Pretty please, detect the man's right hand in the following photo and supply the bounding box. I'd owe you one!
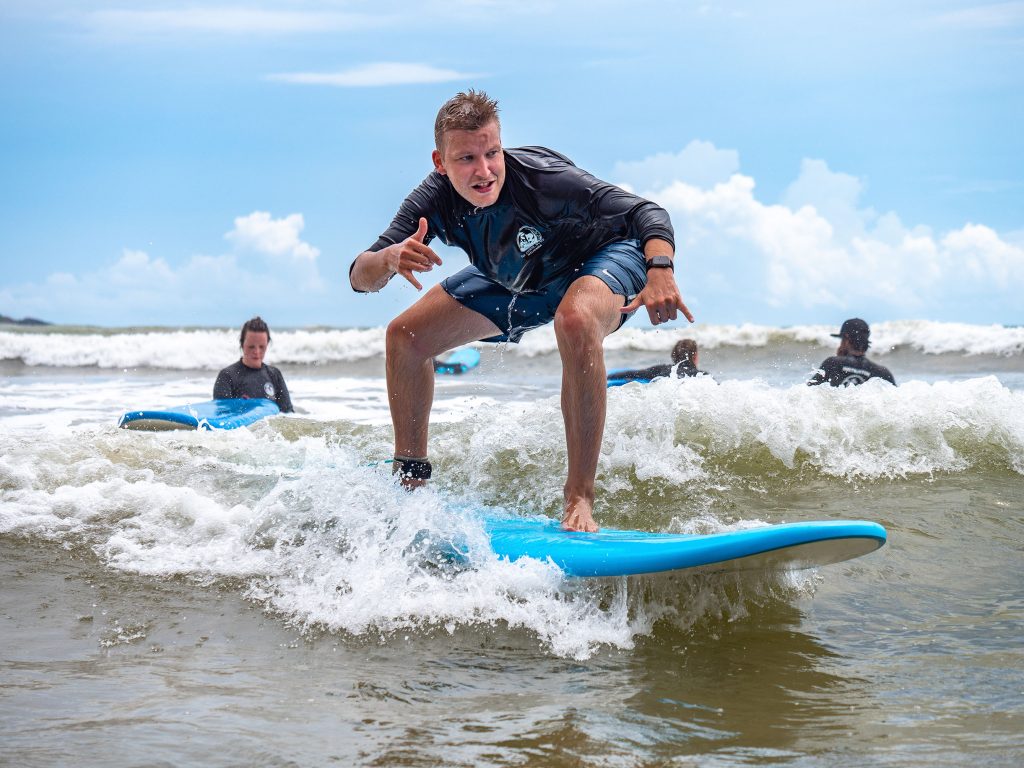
[388,217,443,291]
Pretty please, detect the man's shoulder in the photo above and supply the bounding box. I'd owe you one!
[864,356,895,379]
[506,146,576,169]
[390,171,462,224]
[409,169,453,199]
[844,354,890,373]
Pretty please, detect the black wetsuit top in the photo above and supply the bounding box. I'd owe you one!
[213,360,294,412]
[807,355,896,387]
[609,362,705,382]
[361,146,675,294]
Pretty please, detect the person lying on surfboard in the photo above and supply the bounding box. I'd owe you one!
[608,338,706,383]
[213,316,294,413]
[348,90,693,532]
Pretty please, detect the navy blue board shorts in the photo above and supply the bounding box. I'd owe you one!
[440,239,648,343]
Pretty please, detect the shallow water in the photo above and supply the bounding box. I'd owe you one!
[2,322,1023,766]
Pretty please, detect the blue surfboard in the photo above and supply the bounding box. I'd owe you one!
[434,347,481,375]
[118,398,280,431]
[478,516,886,577]
[607,371,651,388]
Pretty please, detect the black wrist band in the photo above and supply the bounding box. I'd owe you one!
[645,255,674,272]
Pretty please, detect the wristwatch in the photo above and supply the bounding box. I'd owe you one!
[645,255,674,272]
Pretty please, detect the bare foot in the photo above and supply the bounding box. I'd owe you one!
[562,498,599,532]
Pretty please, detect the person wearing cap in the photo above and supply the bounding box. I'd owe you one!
[808,318,895,387]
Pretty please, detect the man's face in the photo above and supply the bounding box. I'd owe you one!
[432,120,505,208]
[241,331,268,369]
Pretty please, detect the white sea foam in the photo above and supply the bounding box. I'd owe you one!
[2,362,1022,659]
[427,374,1024,511]
[2,320,1021,369]
[0,426,806,659]
[549,320,1024,357]
[0,327,385,370]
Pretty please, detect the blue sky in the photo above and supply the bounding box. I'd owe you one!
[1,0,1022,329]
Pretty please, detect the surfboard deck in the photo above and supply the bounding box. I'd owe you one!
[118,398,280,431]
[478,516,886,577]
[434,347,481,375]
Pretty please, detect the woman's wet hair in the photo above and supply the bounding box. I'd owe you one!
[671,338,698,365]
[240,316,271,347]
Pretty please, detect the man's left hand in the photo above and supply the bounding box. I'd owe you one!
[621,268,694,325]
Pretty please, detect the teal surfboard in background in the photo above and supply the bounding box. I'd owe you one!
[434,347,481,375]
[475,516,887,577]
[118,398,280,431]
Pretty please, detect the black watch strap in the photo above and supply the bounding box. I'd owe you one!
[645,255,674,272]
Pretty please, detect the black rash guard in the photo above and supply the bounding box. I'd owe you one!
[609,362,705,382]
[213,360,294,412]
[807,355,896,387]
[358,146,675,294]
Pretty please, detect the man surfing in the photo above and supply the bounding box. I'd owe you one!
[349,90,693,532]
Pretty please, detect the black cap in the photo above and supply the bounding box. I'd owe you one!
[831,318,870,349]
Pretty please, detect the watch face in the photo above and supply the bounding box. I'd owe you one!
[646,256,673,269]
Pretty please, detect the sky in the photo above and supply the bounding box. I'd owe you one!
[1,0,1022,330]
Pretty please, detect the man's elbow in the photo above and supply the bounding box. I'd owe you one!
[348,254,374,293]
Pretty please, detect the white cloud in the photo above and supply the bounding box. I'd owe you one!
[612,140,739,192]
[79,6,384,36]
[5,158,1021,327]
[781,158,875,241]
[108,249,176,285]
[0,213,330,326]
[632,146,1024,320]
[269,62,482,87]
[943,223,1024,285]
[225,211,319,260]
[3,249,227,324]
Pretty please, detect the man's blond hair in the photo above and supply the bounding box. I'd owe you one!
[434,90,500,151]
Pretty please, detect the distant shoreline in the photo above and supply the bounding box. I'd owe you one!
[0,314,51,326]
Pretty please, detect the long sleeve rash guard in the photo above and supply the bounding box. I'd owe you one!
[360,146,675,294]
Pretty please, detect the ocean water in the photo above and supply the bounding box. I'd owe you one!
[1,320,1023,767]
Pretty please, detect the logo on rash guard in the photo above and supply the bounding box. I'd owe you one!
[840,366,869,386]
[516,226,544,256]
[264,382,276,398]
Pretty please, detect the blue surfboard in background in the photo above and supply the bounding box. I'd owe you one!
[476,516,887,577]
[606,370,651,388]
[434,347,481,375]
[118,398,280,431]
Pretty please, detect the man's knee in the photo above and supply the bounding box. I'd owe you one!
[386,314,429,359]
[554,302,605,348]
[555,286,619,345]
